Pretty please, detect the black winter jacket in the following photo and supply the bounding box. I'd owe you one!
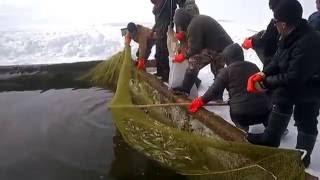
[185,15,233,58]
[263,20,320,104]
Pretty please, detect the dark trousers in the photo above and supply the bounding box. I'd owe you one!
[230,111,269,127]
[274,102,319,136]
[155,36,169,81]
[294,103,320,136]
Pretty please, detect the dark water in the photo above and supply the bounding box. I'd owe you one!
[0,88,185,180]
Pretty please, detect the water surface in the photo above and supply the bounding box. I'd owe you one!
[0,88,184,180]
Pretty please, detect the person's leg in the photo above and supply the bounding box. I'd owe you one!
[155,39,163,77]
[157,36,170,81]
[230,113,249,132]
[209,52,225,100]
[209,52,225,77]
[172,54,211,94]
[294,103,319,168]
[247,103,293,147]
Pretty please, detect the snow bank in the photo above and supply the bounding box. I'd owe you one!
[0,24,123,65]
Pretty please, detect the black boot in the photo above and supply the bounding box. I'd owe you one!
[262,120,289,137]
[172,71,197,95]
[247,111,291,147]
[296,132,317,168]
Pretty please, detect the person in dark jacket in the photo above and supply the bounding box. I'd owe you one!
[246,0,320,168]
[172,9,233,95]
[126,22,155,70]
[308,0,320,31]
[151,0,177,81]
[188,44,271,131]
[242,0,294,67]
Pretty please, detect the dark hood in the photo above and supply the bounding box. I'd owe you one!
[222,43,244,66]
[173,8,193,31]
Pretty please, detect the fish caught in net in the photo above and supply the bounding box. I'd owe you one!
[83,46,306,180]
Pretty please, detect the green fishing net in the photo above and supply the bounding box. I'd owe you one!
[84,47,306,180]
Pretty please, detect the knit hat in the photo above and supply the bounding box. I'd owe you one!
[173,9,193,31]
[273,0,303,26]
[223,43,244,66]
[269,0,290,10]
[127,22,137,33]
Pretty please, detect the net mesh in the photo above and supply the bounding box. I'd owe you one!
[83,47,306,180]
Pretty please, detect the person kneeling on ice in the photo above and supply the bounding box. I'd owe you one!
[125,22,155,70]
[246,0,320,168]
[188,43,271,132]
[172,9,233,96]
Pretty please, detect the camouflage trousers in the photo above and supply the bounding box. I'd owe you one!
[187,49,225,77]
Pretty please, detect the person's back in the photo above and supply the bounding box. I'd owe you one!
[172,10,233,95]
[187,15,233,56]
[226,61,271,115]
[126,23,155,68]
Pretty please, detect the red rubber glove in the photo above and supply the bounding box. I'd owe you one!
[173,53,185,63]
[136,58,145,70]
[252,73,264,82]
[247,73,265,93]
[242,38,253,50]
[188,97,204,113]
[247,75,256,93]
[175,32,186,41]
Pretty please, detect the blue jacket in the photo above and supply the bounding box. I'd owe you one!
[308,11,320,31]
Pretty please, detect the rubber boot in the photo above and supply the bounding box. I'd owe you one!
[296,132,317,168]
[262,120,289,137]
[247,111,291,147]
[172,71,197,95]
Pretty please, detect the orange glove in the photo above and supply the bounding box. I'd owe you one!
[173,53,185,63]
[247,73,265,93]
[175,32,186,41]
[136,58,145,70]
[242,38,253,50]
[188,97,204,113]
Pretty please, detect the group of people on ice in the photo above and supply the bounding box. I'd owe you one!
[124,0,320,168]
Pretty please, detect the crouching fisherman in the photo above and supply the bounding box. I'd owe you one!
[188,43,271,132]
[125,22,155,70]
[246,0,320,168]
[172,9,233,96]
